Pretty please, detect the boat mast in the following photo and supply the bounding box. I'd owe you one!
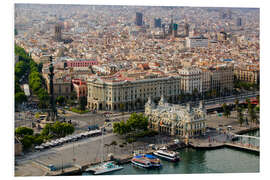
[101,128,104,164]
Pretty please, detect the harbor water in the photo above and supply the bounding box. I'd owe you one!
[82,130,259,175]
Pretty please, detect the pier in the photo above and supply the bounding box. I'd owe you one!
[224,143,259,153]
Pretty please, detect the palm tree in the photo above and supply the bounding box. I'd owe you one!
[256,95,260,105]
[248,102,256,125]
[222,103,231,118]
[235,99,239,111]
[237,106,244,127]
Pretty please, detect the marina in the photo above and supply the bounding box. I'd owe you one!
[27,128,260,176]
[82,147,259,175]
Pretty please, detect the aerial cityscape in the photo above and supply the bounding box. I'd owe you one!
[14,4,260,176]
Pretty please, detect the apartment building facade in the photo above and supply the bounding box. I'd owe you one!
[87,75,181,111]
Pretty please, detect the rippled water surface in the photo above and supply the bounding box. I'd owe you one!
[83,147,259,175]
[82,130,260,175]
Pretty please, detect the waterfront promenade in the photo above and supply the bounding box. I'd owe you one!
[15,111,259,176]
[188,112,259,153]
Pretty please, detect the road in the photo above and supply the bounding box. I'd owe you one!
[204,91,259,106]
[65,111,131,133]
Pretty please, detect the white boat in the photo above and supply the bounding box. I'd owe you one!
[131,155,152,168]
[88,128,123,175]
[153,149,180,162]
[141,154,162,168]
[92,161,123,175]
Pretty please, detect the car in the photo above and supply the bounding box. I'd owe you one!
[42,143,51,149]
[105,119,110,122]
[35,145,44,151]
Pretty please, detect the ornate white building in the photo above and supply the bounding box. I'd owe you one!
[145,96,207,138]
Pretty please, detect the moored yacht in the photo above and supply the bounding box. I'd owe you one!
[153,148,180,162]
[92,161,123,175]
[131,155,152,168]
[142,154,162,168]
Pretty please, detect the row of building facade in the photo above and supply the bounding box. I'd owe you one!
[86,65,235,111]
[87,75,181,111]
[41,63,258,111]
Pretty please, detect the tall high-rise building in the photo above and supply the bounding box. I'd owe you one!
[184,23,190,37]
[162,24,166,38]
[54,23,62,41]
[135,12,143,26]
[168,15,174,35]
[237,17,242,26]
[154,18,162,28]
[173,23,178,37]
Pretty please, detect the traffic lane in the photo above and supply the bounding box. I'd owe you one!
[68,113,131,131]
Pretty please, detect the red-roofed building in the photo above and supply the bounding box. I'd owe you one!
[72,79,87,100]
[138,63,150,70]
[67,60,98,68]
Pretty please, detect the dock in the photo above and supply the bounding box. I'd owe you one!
[224,143,259,154]
[188,141,259,154]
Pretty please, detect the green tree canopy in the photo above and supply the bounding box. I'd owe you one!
[113,113,148,136]
[113,120,131,135]
[127,113,148,131]
[79,96,87,111]
[56,96,66,106]
[15,92,27,105]
[41,121,74,138]
[32,133,44,145]
[37,62,43,73]
[15,127,34,138]
[31,81,43,94]
[15,60,29,78]
[21,135,34,150]
[41,124,52,136]
[29,71,41,82]
[15,44,31,63]
[15,82,22,93]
